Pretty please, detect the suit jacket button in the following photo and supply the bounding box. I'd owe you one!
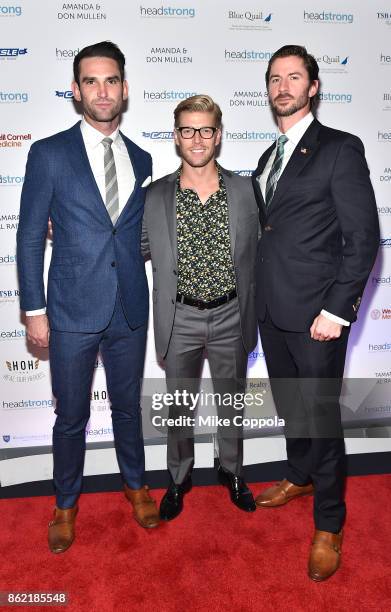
[111,261,116,267]
[173,270,177,275]
[112,229,117,235]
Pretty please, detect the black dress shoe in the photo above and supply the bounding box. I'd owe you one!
[160,477,192,521]
[218,466,256,512]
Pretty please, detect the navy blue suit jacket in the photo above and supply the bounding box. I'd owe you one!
[252,118,379,331]
[17,121,151,332]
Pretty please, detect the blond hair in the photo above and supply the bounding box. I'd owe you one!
[174,94,222,127]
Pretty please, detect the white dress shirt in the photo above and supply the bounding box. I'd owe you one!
[27,118,135,316]
[258,111,349,327]
[258,112,314,199]
[80,117,135,212]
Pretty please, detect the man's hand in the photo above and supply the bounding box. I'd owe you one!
[310,313,342,342]
[26,314,50,348]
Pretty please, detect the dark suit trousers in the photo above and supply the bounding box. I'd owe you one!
[164,298,248,484]
[50,292,147,508]
[259,311,349,533]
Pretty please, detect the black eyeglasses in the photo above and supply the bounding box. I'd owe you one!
[176,126,218,139]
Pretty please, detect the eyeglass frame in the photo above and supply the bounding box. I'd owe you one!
[175,126,219,139]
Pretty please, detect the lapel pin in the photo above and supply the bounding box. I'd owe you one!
[300,147,308,154]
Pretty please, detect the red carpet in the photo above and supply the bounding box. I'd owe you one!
[1,475,391,612]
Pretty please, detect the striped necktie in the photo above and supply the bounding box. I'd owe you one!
[265,134,288,208]
[102,137,119,224]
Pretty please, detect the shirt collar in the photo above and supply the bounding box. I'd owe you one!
[80,117,120,149]
[279,112,314,147]
[176,162,224,191]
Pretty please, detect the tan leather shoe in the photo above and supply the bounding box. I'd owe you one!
[48,505,78,554]
[124,484,159,529]
[255,479,314,507]
[308,529,343,581]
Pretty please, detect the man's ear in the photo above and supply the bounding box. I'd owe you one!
[71,80,81,102]
[309,79,319,99]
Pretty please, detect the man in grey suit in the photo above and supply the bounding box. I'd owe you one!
[142,95,259,520]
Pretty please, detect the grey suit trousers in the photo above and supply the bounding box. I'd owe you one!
[164,297,248,484]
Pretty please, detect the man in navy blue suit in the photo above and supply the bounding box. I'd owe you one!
[17,41,159,553]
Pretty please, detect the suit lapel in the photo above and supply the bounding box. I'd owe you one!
[163,171,178,265]
[268,119,321,212]
[221,167,239,258]
[65,125,151,227]
[121,132,146,192]
[115,132,149,225]
[64,122,109,219]
[252,143,275,224]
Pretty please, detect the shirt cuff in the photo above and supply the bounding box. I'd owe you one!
[321,309,350,327]
[26,308,46,316]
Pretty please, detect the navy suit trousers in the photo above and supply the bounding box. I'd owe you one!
[259,310,349,533]
[50,292,147,508]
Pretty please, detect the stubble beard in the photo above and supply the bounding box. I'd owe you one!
[180,147,216,168]
[270,92,311,118]
[83,99,122,124]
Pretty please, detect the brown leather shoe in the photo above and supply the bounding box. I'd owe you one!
[48,505,78,554]
[255,479,314,507]
[124,484,159,529]
[308,529,343,581]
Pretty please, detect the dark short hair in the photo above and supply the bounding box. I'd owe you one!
[265,45,319,85]
[73,41,125,85]
[174,95,222,127]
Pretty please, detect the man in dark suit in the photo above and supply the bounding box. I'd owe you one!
[17,41,159,553]
[142,95,259,520]
[252,45,379,581]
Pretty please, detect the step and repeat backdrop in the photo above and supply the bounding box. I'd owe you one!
[0,1,390,484]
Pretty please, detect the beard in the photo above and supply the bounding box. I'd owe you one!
[82,99,122,124]
[270,91,311,117]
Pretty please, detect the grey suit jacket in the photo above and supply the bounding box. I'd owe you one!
[142,166,259,360]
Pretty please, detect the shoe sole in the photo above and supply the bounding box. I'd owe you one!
[133,515,160,529]
[308,565,340,582]
[234,503,257,512]
[48,537,74,554]
[159,511,182,522]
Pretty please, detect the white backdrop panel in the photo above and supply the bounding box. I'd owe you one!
[0,1,390,480]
